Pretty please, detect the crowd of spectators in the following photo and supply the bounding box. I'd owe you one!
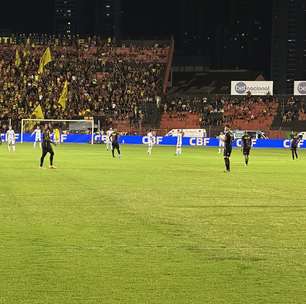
[161,95,282,128]
[0,35,169,130]
[281,96,306,123]
[1,35,306,132]
[224,96,277,124]
[162,96,225,126]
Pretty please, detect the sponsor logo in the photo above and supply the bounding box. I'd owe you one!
[235,82,247,94]
[232,81,273,95]
[94,135,108,142]
[142,136,163,145]
[236,139,257,147]
[0,133,20,141]
[283,140,290,148]
[284,139,304,148]
[297,82,306,95]
[61,134,67,142]
[189,138,210,146]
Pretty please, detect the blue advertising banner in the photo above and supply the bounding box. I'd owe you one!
[119,136,306,149]
[0,133,91,144]
[1,133,305,148]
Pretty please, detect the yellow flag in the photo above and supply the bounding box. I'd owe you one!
[38,47,52,74]
[23,48,30,58]
[58,81,68,110]
[31,104,44,119]
[15,49,21,67]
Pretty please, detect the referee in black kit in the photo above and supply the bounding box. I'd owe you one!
[241,131,252,166]
[40,124,56,169]
[223,126,233,172]
[290,132,301,160]
[110,130,121,158]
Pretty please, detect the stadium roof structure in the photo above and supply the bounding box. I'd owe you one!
[169,69,264,95]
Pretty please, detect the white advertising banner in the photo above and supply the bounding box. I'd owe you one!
[166,129,207,138]
[294,81,306,95]
[231,81,273,96]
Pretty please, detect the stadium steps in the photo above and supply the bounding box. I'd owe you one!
[112,120,131,132]
[226,100,278,131]
[270,103,285,130]
[278,120,306,132]
[265,130,287,139]
[160,113,200,130]
[231,119,274,130]
[141,102,162,129]
[299,111,306,120]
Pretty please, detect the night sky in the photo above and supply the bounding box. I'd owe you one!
[0,1,272,37]
[0,0,54,33]
[0,0,273,74]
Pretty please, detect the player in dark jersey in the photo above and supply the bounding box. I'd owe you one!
[223,126,233,172]
[290,132,300,160]
[241,131,252,166]
[110,130,121,158]
[40,124,56,168]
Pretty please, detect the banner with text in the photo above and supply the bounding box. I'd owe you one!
[2,133,305,149]
[231,81,273,96]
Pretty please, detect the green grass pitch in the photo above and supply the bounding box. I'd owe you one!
[0,143,306,304]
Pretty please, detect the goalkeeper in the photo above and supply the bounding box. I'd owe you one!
[53,128,61,144]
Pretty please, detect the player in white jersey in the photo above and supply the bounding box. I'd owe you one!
[31,126,42,148]
[176,130,184,156]
[106,128,113,151]
[147,130,154,155]
[218,132,225,154]
[6,126,16,152]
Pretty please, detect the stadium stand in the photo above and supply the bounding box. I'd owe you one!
[224,96,278,130]
[1,35,306,136]
[0,35,170,131]
[160,95,279,133]
[161,95,224,130]
[168,70,263,95]
[271,96,306,132]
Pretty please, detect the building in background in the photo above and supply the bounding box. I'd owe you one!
[173,0,271,75]
[54,0,81,34]
[214,0,271,73]
[271,0,306,94]
[93,0,122,38]
[54,0,122,37]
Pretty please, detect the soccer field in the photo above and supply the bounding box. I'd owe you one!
[1,143,306,304]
